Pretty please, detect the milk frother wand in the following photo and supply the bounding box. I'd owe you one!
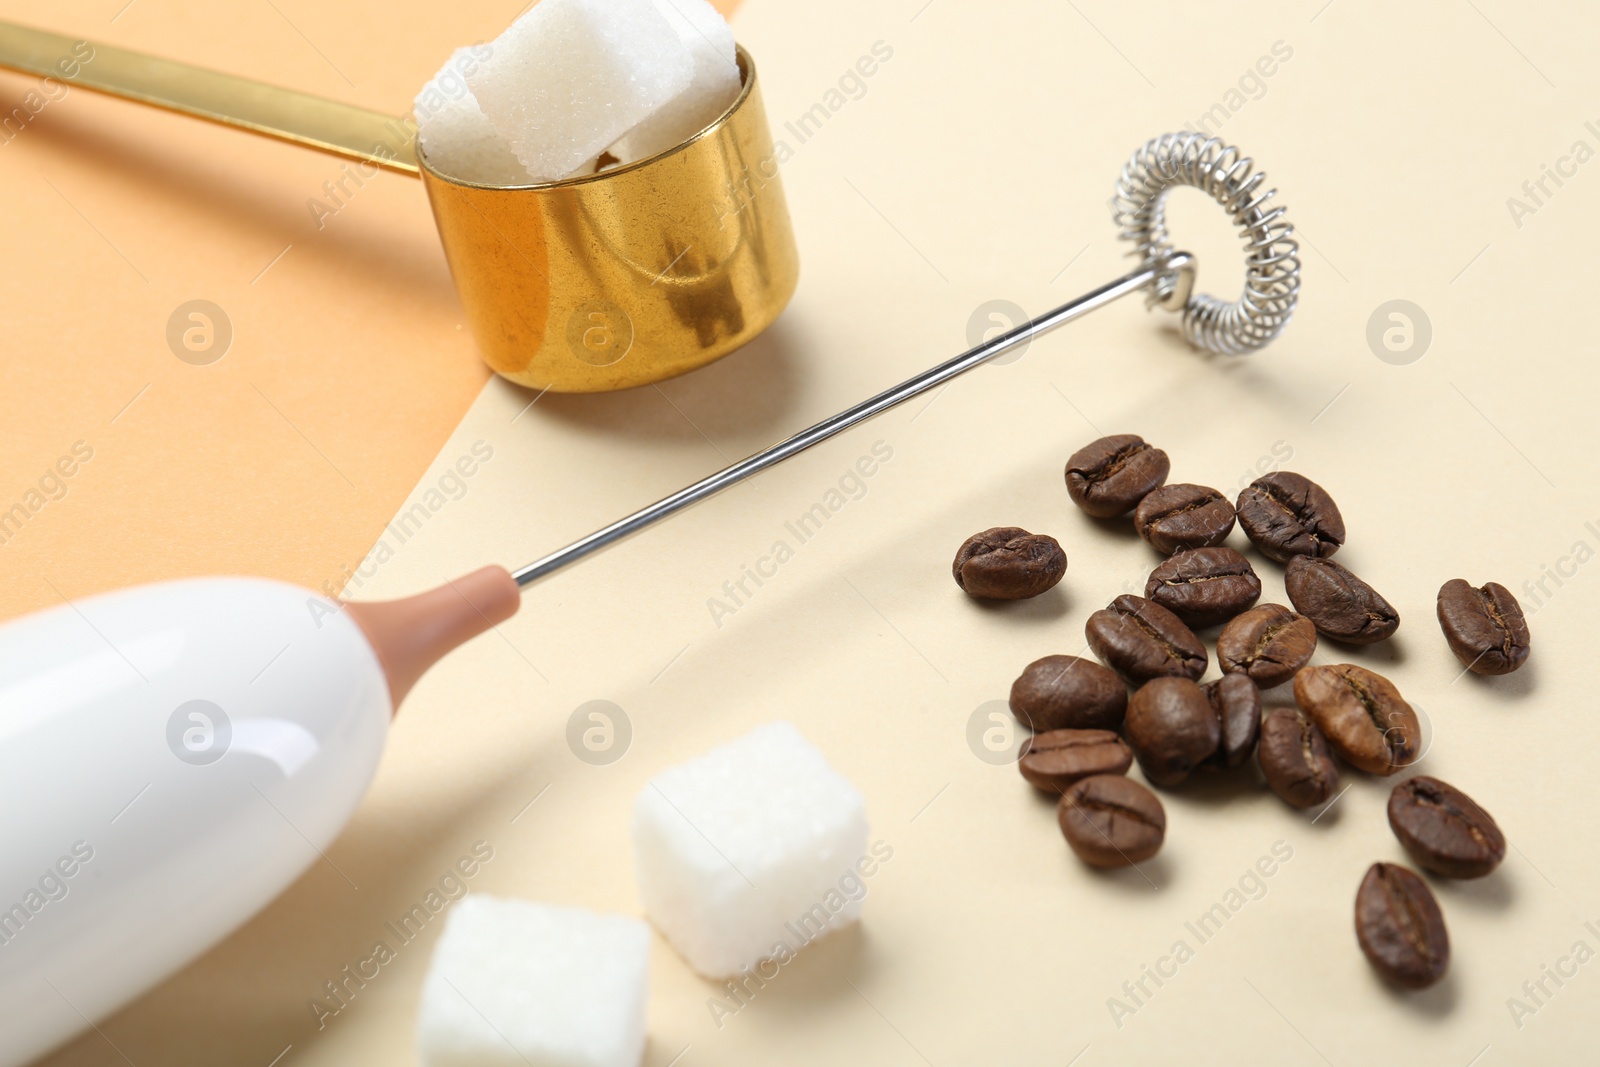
[0,133,1297,1066]
[513,133,1300,585]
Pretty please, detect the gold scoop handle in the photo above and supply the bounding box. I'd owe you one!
[0,20,419,175]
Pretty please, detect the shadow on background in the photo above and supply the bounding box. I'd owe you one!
[4,81,459,311]
[530,316,806,447]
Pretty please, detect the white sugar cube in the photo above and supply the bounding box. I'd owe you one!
[414,48,535,186]
[469,0,695,182]
[614,0,742,163]
[633,722,869,978]
[415,896,649,1067]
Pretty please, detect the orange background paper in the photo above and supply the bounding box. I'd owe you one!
[0,0,739,621]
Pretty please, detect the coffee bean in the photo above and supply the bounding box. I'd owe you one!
[1436,579,1531,676]
[1084,595,1207,686]
[1125,677,1219,787]
[1257,708,1340,808]
[1285,556,1400,645]
[1236,472,1345,562]
[1065,434,1170,519]
[1145,547,1262,627]
[1355,862,1450,989]
[1293,664,1420,775]
[1388,776,1506,879]
[1009,655,1127,732]
[1216,603,1318,687]
[1019,729,1132,794]
[1058,774,1165,867]
[1202,674,1261,769]
[1133,483,1236,553]
[953,527,1066,599]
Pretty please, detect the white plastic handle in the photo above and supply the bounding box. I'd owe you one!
[0,577,390,1065]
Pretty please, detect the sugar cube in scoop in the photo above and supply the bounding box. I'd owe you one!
[469,0,695,182]
[414,48,535,186]
[614,0,742,162]
[632,721,869,977]
[415,896,650,1067]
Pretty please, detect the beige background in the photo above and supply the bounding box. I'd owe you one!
[36,0,1600,1064]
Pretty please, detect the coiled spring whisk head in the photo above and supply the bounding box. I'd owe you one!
[1114,133,1301,354]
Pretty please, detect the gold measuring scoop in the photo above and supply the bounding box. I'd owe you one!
[0,21,799,393]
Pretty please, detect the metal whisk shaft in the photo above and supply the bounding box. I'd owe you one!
[513,134,1299,588]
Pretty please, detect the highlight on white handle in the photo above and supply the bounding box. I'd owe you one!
[0,577,391,1066]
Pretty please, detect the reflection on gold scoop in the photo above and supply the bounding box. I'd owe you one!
[0,22,799,393]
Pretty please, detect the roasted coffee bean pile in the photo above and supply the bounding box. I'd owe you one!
[961,433,1528,992]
